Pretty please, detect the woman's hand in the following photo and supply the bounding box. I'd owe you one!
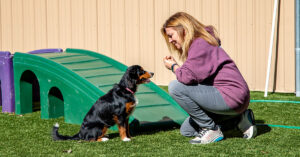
[163,56,178,70]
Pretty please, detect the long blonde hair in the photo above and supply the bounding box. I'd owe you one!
[161,12,220,61]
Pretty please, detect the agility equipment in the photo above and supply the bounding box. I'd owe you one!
[13,48,188,129]
[0,51,15,113]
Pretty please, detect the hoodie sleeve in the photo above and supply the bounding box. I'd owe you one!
[175,38,219,84]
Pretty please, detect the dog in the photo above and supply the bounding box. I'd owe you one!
[52,65,154,142]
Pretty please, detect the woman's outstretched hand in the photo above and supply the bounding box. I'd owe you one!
[163,56,177,70]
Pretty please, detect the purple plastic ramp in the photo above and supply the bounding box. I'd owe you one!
[28,48,63,54]
[0,51,15,112]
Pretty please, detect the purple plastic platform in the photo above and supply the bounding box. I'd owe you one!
[0,51,15,112]
[28,48,63,54]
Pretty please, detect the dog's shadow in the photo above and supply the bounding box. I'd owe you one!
[132,122,181,136]
[107,119,181,139]
[107,119,272,139]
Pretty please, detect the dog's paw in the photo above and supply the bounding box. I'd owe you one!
[54,123,59,128]
[97,137,109,142]
[122,137,131,142]
[101,137,109,142]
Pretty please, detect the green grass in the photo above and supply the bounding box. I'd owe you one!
[1,89,300,156]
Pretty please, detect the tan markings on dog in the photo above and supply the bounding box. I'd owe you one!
[113,115,119,124]
[139,72,152,80]
[113,115,127,140]
[96,126,108,142]
[119,126,127,140]
[126,102,135,115]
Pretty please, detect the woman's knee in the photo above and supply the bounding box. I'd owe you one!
[168,80,183,97]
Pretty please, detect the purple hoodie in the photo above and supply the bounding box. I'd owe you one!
[175,36,249,113]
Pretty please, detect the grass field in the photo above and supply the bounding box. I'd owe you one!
[1,89,300,156]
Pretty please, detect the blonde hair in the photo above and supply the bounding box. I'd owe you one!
[161,12,220,61]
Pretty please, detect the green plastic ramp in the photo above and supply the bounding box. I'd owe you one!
[13,48,188,129]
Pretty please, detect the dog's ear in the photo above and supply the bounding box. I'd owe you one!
[128,67,139,80]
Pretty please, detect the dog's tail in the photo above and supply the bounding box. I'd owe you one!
[52,123,80,141]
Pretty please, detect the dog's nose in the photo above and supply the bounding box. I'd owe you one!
[150,72,154,77]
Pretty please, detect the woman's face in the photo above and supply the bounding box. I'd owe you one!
[165,27,183,49]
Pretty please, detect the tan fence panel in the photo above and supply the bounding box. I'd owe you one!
[84,0,98,52]
[154,0,176,85]
[140,0,155,79]
[12,0,23,52]
[97,0,111,57]
[125,0,140,66]
[47,0,60,49]
[0,0,296,93]
[1,0,13,51]
[23,0,35,51]
[35,0,47,49]
[59,0,72,49]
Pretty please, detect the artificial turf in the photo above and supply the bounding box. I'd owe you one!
[1,90,300,156]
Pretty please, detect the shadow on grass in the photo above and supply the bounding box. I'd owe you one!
[107,119,271,140]
[255,120,272,136]
[132,122,181,137]
[223,119,271,139]
[105,120,181,139]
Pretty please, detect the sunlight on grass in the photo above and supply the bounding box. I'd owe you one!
[1,90,300,156]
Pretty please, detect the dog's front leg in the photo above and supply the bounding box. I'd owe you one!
[96,126,109,142]
[113,115,131,142]
[125,118,131,138]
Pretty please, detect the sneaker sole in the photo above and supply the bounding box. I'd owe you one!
[189,136,224,144]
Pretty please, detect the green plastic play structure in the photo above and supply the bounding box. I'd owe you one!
[13,48,188,130]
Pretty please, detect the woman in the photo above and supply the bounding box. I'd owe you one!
[161,12,257,144]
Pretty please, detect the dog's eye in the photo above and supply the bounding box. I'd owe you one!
[140,71,145,75]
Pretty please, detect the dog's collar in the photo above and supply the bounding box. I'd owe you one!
[125,88,135,94]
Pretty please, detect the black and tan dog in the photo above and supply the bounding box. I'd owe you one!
[52,65,154,142]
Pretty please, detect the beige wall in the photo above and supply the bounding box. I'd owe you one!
[0,0,295,93]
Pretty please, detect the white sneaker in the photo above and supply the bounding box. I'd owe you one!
[238,109,257,139]
[189,126,224,144]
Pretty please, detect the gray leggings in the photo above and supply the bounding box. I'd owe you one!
[168,80,238,137]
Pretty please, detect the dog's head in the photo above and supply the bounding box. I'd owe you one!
[126,65,154,84]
